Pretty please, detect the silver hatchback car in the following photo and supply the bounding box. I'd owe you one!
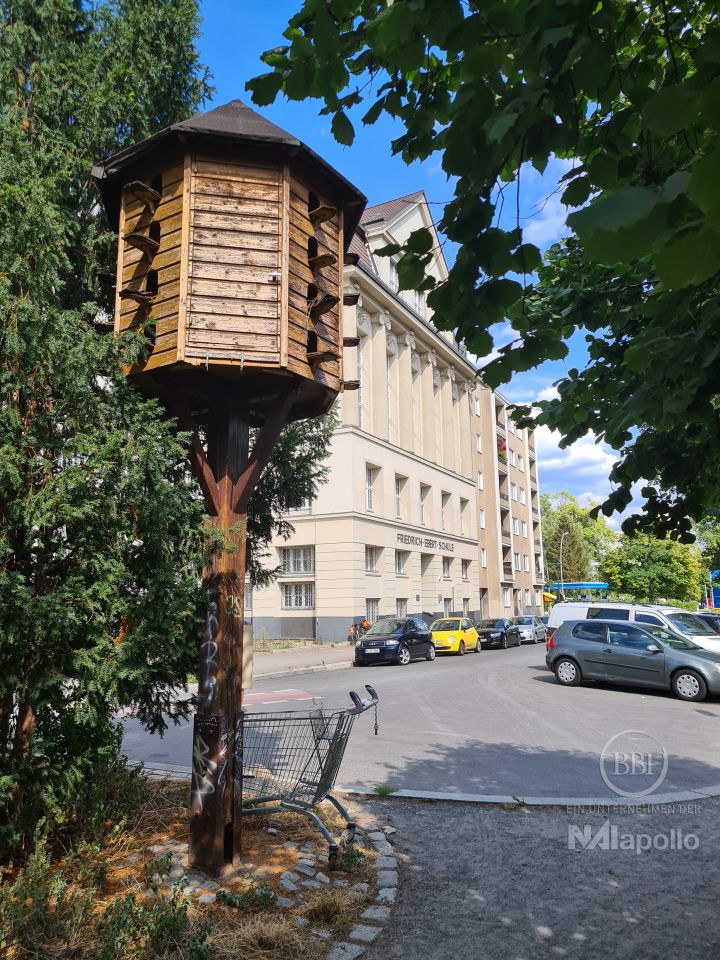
[546,619,720,702]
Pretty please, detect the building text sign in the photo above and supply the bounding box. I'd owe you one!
[397,532,455,552]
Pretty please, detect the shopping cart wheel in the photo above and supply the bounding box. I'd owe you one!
[328,844,340,870]
[341,825,356,846]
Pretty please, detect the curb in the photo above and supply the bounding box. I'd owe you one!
[335,784,720,808]
[254,660,352,681]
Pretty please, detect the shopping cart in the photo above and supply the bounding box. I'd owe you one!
[239,685,378,868]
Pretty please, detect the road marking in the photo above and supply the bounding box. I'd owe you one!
[244,688,313,706]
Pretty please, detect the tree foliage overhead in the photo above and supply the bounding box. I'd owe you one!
[599,533,703,604]
[248,0,720,535]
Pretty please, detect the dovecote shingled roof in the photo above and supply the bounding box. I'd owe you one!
[92,99,366,236]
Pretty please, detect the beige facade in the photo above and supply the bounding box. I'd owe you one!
[252,192,544,640]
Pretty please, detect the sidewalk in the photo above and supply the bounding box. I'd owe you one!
[252,643,354,679]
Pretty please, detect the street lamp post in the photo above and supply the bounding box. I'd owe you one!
[559,530,568,601]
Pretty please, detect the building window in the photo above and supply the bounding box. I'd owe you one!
[396,598,407,618]
[395,475,405,519]
[510,482,518,501]
[281,582,315,608]
[459,498,468,535]
[479,508,485,529]
[289,496,313,513]
[420,483,430,525]
[413,288,424,314]
[442,556,451,578]
[535,588,542,606]
[512,517,519,536]
[508,419,515,434]
[503,588,511,607]
[481,547,487,568]
[461,559,469,581]
[474,397,481,416]
[518,453,524,472]
[523,554,530,572]
[525,588,532,607]
[444,598,452,616]
[366,598,379,622]
[366,464,377,511]
[522,520,528,537]
[441,491,450,531]
[520,486,526,504]
[389,259,399,291]
[476,433,482,453]
[477,471,484,491]
[281,546,315,573]
[365,545,378,572]
[395,550,408,575]
[514,552,521,571]
[463,598,470,616]
[509,449,515,466]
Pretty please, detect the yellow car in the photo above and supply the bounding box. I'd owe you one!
[430,617,480,655]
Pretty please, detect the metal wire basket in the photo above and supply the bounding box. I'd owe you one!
[239,684,378,868]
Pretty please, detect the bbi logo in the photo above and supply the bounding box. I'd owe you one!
[600,730,668,798]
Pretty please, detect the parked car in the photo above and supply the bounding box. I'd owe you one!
[512,615,546,644]
[354,617,435,666]
[546,619,720,701]
[547,601,720,653]
[430,617,480,655]
[696,612,720,635]
[475,618,521,649]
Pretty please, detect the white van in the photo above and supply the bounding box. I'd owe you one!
[547,601,720,653]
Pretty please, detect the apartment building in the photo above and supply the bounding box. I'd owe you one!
[251,191,544,640]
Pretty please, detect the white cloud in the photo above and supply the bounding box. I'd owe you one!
[522,191,570,250]
[536,385,560,403]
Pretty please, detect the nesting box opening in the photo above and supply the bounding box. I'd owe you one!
[145,268,159,297]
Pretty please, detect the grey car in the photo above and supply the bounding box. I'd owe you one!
[546,619,720,702]
[512,615,546,644]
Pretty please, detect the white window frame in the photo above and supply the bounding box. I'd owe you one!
[365,545,378,572]
[522,520,528,537]
[281,546,315,574]
[510,482,518,501]
[366,465,376,511]
[479,508,486,529]
[366,598,380,622]
[520,486,526,505]
[509,449,515,466]
[463,598,470,616]
[396,597,407,618]
[461,559,470,581]
[503,588,511,607]
[518,453,524,472]
[419,483,429,526]
[395,475,405,519]
[476,433,482,453]
[281,582,315,609]
[395,550,407,575]
[477,471,484,491]
[512,517,519,536]
[481,547,487,568]
[474,397,481,416]
[523,554,530,572]
[514,551,521,571]
[389,259,399,291]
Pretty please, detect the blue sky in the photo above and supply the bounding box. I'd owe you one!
[196,1,622,518]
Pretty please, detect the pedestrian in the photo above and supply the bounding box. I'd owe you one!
[347,622,358,644]
[360,618,371,636]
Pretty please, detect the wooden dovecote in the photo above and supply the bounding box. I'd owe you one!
[92,100,366,423]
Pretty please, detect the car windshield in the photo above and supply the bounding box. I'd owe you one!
[478,619,503,629]
[364,619,404,636]
[432,619,460,631]
[513,617,534,625]
[666,612,717,636]
[642,624,701,651]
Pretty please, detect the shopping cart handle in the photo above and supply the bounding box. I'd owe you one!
[349,684,379,713]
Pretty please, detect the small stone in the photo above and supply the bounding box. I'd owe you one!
[375,856,397,870]
[185,874,202,884]
[349,925,382,944]
[302,841,317,852]
[276,896,294,909]
[366,832,385,843]
[253,865,275,879]
[283,841,299,850]
[377,871,398,889]
[352,882,369,893]
[125,853,142,863]
[328,944,365,960]
[149,843,171,853]
[281,871,299,883]
[315,872,330,885]
[313,928,332,940]
[199,880,218,890]
[293,916,310,929]
[377,888,397,903]
[333,879,349,888]
[382,826,396,836]
[373,841,394,855]
[300,879,322,889]
[197,893,216,905]
[279,879,298,893]
[296,863,316,878]
[186,880,203,890]
[267,827,278,836]
[169,866,186,879]
[363,905,391,922]
[171,853,186,865]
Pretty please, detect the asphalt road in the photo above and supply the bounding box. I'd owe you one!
[121,643,720,800]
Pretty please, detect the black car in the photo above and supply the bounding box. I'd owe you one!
[475,618,522,649]
[354,617,436,666]
[697,612,720,635]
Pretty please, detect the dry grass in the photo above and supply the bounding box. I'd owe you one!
[210,916,322,959]
[305,888,371,931]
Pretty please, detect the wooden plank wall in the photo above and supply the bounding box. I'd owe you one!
[287,175,342,393]
[185,158,282,365]
[118,162,184,371]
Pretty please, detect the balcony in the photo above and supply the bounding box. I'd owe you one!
[497,459,508,474]
[532,507,540,519]
[496,424,507,439]
[530,479,538,492]
[502,562,514,581]
[499,492,510,504]
[501,533,511,547]
[534,538,542,548]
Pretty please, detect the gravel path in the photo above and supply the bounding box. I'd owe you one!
[359,796,720,960]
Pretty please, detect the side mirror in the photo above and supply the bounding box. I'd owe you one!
[645,644,661,653]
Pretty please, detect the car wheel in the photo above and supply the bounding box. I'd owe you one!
[534,632,541,644]
[458,640,466,656]
[397,644,411,666]
[475,638,482,652]
[426,643,436,662]
[672,669,707,702]
[555,657,582,686]
[501,634,508,649]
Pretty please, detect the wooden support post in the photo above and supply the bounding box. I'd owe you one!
[187,385,298,873]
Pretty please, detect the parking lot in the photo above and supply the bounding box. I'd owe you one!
[122,642,720,800]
